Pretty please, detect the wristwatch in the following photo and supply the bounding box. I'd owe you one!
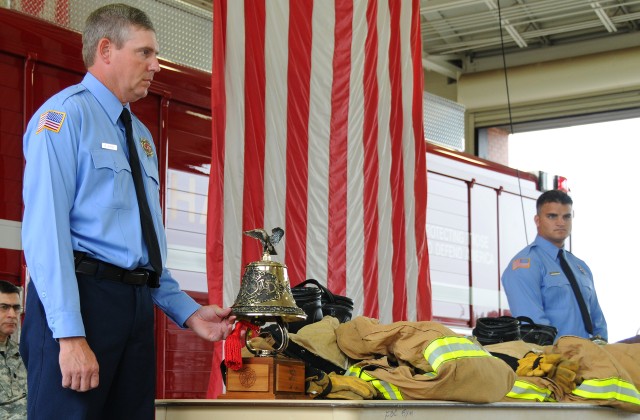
[590,335,607,345]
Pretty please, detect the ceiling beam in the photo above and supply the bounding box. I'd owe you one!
[484,0,528,48]
[590,1,618,32]
[463,31,640,73]
[422,56,463,79]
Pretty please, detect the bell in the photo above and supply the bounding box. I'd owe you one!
[222,229,309,397]
[231,257,307,324]
[231,228,307,325]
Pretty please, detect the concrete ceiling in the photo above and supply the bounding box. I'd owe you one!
[181,0,640,80]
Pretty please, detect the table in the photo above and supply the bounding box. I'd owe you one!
[156,399,639,420]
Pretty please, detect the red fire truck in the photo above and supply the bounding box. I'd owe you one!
[0,6,547,398]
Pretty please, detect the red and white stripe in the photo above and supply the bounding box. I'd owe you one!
[207,0,431,396]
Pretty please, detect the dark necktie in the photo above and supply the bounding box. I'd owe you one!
[557,249,593,335]
[120,108,163,284]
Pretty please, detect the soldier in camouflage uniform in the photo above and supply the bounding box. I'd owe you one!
[0,280,26,420]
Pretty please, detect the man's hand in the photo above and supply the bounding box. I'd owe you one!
[185,305,236,341]
[59,337,99,392]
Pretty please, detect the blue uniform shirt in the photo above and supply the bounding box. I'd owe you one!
[22,72,200,339]
[501,235,607,340]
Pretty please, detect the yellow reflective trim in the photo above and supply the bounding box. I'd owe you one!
[346,365,403,400]
[372,381,404,400]
[346,366,360,377]
[424,336,491,371]
[573,378,640,406]
[506,380,555,402]
[358,370,376,381]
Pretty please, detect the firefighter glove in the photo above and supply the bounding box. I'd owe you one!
[548,359,579,393]
[516,352,563,377]
[325,372,376,400]
[306,370,375,400]
[306,370,331,397]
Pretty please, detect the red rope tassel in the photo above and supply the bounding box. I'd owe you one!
[224,320,260,371]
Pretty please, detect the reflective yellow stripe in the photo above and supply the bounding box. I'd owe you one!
[346,365,364,379]
[573,377,640,406]
[423,336,491,371]
[347,365,404,400]
[506,380,555,402]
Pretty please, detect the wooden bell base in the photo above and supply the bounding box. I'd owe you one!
[219,357,309,400]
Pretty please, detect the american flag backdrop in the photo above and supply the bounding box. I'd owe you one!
[207,0,431,396]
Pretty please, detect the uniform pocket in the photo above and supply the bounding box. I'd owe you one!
[542,272,593,318]
[543,273,571,291]
[90,148,133,209]
[139,155,161,214]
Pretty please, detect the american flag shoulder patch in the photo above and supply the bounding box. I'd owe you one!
[512,258,531,270]
[36,110,66,134]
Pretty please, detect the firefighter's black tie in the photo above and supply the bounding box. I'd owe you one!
[120,107,162,285]
[558,249,593,335]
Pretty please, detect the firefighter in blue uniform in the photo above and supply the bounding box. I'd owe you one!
[20,4,235,419]
[501,190,607,341]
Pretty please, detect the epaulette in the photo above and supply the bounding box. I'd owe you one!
[56,83,87,104]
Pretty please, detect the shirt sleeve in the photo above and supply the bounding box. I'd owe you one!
[501,255,553,326]
[590,301,608,340]
[150,269,201,328]
[22,103,85,338]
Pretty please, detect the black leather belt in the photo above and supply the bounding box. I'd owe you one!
[74,252,156,286]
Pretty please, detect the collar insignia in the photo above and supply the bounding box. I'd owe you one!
[140,137,154,157]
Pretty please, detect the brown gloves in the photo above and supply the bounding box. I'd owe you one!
[551,359,580,393]
[306,371,376,400]
[516,352,579,393]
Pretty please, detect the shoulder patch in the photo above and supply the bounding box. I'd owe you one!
[36,110,66,134]
[512,258,530,270]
